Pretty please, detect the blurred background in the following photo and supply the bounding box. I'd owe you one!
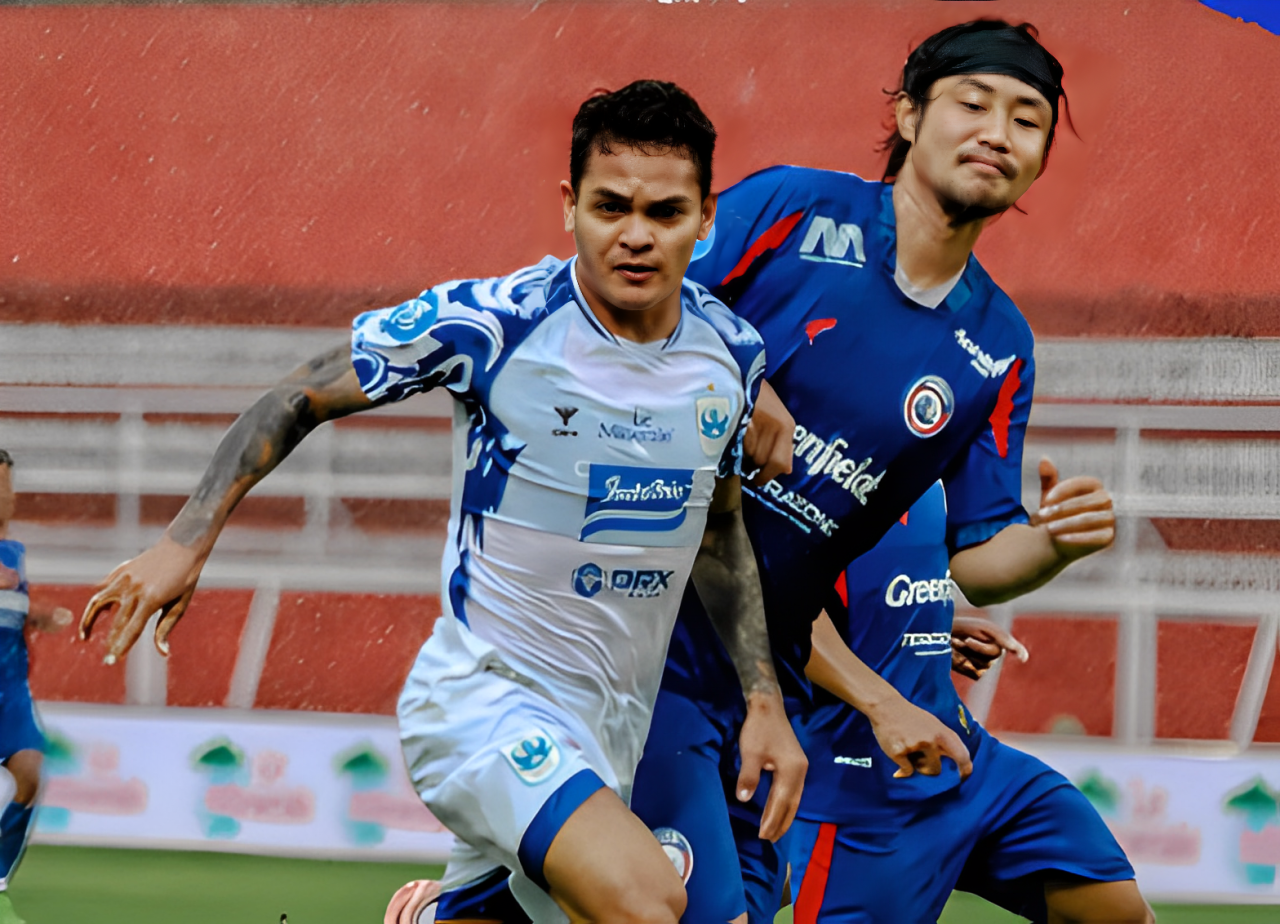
[2,0,1279,920]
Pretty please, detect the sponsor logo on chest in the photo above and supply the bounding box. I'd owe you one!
[798,215,867,268]
[580,464,694,540]
[696,396,733,457]
[885,573,954,607]
[955,328,1017,379]
[571,562,674,599]
[792,424,885,505]
[598,407,674,444]
[834,755,873,768]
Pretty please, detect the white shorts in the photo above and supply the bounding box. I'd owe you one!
[398,617,619,907]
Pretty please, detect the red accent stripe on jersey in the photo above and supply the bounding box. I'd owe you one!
[720,210,806,286]
[794,822,837,924]
[900,510,910,527]
[833,571,848,607]
[989,359,1024,459]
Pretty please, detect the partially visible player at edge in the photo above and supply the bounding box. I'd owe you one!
[636,19,1151,924]
[78,81,806,924]
[0,451,75,924]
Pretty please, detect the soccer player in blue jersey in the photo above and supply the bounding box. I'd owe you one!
[0,451,74,924]
[628,19,1152,924]
[396,18,1149,924]
[79,81,806,924]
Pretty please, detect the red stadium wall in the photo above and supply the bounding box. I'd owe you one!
[4,0,1280,336]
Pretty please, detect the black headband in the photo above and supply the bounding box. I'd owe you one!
[913,29,1062,121]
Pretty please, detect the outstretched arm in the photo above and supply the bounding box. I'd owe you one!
[807,609,973,780]
[692,475,807,841]
[81,345,375,661]
[950,458,1115,606]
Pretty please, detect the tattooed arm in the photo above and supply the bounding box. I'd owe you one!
[80,345,375,662]
[692,475,807,841]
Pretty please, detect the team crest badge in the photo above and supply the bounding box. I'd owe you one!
[379,292,439,343]
[696,396,732,456]
[903,376,954,439]
[500,731,561,785]
[652,827,694,884]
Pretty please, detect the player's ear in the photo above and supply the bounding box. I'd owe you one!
[560,180,577,234]
[895,93,918,145]
[698,191,717,241]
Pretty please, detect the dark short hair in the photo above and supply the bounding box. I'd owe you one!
[881,19,1068,182]
[570,80,717,198]
[0,450,11,468]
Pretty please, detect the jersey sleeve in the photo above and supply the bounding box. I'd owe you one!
[351,259,557,403]
[942,354,1035,555]
[686,166,800,296]
[720,339,767,479]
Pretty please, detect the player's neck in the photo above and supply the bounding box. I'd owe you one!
[574,268,682,344]
[0,523,9,540]
[891,171,986,290]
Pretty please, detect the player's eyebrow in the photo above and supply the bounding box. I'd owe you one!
[590,187,695,207]
[954,76,1050,114]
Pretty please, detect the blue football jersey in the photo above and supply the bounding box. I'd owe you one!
[664,166,1035,711]
[0,540,30,683]
[794,481,983,824]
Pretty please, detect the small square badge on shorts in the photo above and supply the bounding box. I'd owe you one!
[500,730,562,786]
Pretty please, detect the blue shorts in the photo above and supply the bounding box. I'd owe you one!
[787,736,1135,923]
[0,678,43,762]
[630,689,747,923]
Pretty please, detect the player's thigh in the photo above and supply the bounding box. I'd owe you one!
[543,787,686,924]
[729,802,788,924]
[632,690,746,924]
[1043,878,1153,924]
[956,742,1137,923]
[1,749,41,804]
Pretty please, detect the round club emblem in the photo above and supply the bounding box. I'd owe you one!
[652,827,694,885]
[903,376,954,439]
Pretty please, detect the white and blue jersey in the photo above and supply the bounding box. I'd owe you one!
[352,255,764,904]
[0,541,30,685]
[663,165,1036,714]
[355,255,762,759]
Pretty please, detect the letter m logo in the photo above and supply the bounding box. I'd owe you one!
[799,216,866,267]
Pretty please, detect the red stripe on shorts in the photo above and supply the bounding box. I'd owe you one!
[794,822,837,924]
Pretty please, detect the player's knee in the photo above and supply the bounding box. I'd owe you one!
[606,877,685,924]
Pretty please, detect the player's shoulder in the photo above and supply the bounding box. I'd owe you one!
[960,257,1036,355]
[353,256,570,348]
[680,281,765,372]
[725,164,883,207]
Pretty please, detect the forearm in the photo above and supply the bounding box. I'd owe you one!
[805,609,904,720]
[949,522,1067,606]
[168,345,370,551]
[691,507,780,700]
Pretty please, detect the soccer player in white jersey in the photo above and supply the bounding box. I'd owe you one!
[79,81,806,923]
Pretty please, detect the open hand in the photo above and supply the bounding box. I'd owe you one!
[1030,458,1115,563]
[736,688,808,841]
[80,534,207,662]
[951,614,1028,680]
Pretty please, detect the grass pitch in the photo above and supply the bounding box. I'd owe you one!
[8,845,1276,922]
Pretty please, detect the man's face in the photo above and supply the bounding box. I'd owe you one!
[899,73,1051,217]
[0,466,13,524]
[561,144,715,319]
